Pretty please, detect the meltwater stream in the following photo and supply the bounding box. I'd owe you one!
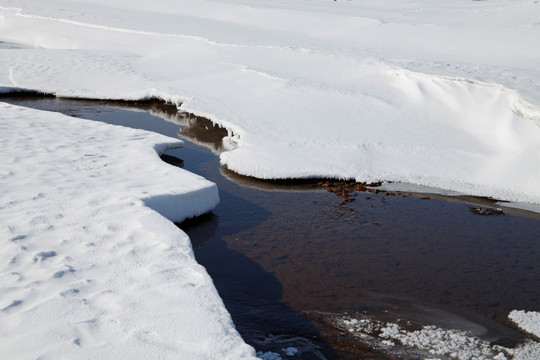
[3,96,539,359]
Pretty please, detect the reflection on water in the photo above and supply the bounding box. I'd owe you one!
[2,95,539,359]
[167,111,231,153]
[182,190,333,359]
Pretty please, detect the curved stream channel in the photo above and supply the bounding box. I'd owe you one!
[3,96,539,359]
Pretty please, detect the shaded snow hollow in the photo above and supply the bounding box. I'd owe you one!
[0,103,257,359]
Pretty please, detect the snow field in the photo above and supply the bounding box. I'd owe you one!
[1,0,540,358]
[0,103,256,359]
[0,0,539,204]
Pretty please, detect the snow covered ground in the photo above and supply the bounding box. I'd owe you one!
[0,103,256,359]
[1,0,540,358]
[1,0,540,204]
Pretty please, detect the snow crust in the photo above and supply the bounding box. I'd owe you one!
[509,311,540,339]
[333,313,540,360]
[0,0,540,204]
[0,103,256,359]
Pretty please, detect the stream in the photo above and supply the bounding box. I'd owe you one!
[2,95,539,359]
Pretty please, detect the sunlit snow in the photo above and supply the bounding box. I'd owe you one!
[0,103,256,359]
[1,0,539,204]
[509,311,540,339]
[1,0,540,358]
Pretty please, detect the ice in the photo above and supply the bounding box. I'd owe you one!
[282,347,298,356]
[256,352,282,360]
[0,103,256,359]
[0,0,539,205]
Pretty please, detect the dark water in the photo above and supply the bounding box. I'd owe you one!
[3,96,539,359]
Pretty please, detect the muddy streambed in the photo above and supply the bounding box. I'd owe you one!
[3,96,539,359]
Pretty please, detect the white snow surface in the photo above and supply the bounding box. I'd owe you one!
[509,311,540,339]
[1,0,540,357]
[0,103,257,359]
[1,0,540,204]
[335,314,540,360]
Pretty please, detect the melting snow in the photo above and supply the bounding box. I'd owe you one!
[335,313,540,360]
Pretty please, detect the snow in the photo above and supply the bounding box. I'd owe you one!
[0,103,256,359]
[379,323,495,359]
[1,0,540,205]
[334,313,540,360]
[1,0,540,358]
[509,311,540,339]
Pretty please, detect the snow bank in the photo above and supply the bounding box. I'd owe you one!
[0,0,540,204]
[509,311,540,339]
[0,103,256,359]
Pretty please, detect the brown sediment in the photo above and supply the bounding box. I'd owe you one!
[303,311,400,360]
[318,180,398,205]
[222,180,540,328]
[508,317,540,342]
[221,165,540,219]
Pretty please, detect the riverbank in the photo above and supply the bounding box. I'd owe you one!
[0,102,257,359]
[2,0,540,205]
[4,96,539,359]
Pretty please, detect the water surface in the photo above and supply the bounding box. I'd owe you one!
[3,96,539,359]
